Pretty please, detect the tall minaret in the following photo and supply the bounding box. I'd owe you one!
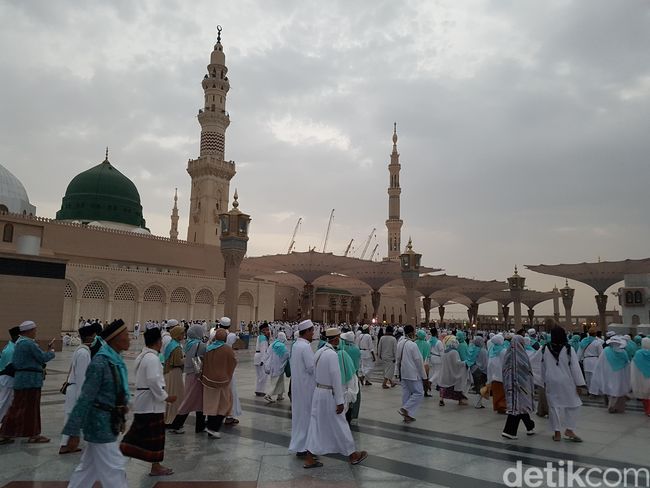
[385,123,403,260]
[170,188,179,240]
[186,26,236,245]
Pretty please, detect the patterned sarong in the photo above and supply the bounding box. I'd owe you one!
[120,412,165,462]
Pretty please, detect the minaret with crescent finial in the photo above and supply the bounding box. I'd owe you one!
[186,25,236,245]
[385,123,403,260]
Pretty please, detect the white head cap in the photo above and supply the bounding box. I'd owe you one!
[167,319,179,327]
[340,331,355,342]
[325,327,341,338]
[219,316,232,328]
[298,319,314,332]
[19,320,36,332]
[527,328,536,336]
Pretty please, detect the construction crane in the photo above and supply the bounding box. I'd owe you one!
[369,243,379,261]
[286,217,302,254]
[343,238,354,257]
[360,227,376,259]
[321,209,335,253]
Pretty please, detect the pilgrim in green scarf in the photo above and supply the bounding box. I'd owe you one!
[456,331,469,362]
[415,330,430,361]
[337,348,356,384]
[569,335,580,352]
[338,336,361,371]
[625,339,639,360]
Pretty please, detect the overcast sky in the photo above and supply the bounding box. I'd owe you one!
[1,0,649,318]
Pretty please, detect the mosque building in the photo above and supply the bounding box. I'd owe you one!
[0,29,408,338]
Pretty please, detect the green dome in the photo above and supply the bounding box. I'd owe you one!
[56,157,147,228]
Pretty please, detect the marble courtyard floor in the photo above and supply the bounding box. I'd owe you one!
[0,341,648,488]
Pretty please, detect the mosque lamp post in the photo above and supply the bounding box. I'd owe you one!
[560,279,575,330]
[508,266,525,330]
[219,190,250,329]
[400,238,422,325]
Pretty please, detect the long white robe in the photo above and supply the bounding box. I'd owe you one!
[542,347,585,408]
[589,348,632,397]
[428,340,444,386]
[254,335,270,394]
[358,334,374,376]
[631,355,650,399]
[61,344,91,446]
[288,338,316,453]
[305,344,356,457]
[439,349,471,392]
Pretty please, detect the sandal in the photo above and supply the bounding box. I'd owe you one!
[564,435,583,443]
[149,467,174,476]
[224,418,240,425]
[27,436,50,444]
[350,451,368,465]
[303,461,323,469]
[59,446,82,454]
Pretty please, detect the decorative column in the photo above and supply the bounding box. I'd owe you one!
[219,190,251,328]
[422,297,432,324]
[595,293,608,334]
[74,298,81,329]
[371,290,381,319]
[527,308,535,325]
[210,303,217,321]
[136,298,143,324]
[469,302,479,325]
[560,279,574,329]
[502,305,510,330]
[400,238,422,326]
[300,283,314,319]
[552,286,560,322]
[350,296,361,323]
[438,305,445,324]
[508,266,525,330]
[106,298,114,323]
[163,299,170,319]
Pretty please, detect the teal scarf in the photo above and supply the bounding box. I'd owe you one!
[525,344,534,352]
[338,340,361,371]
[569,336,580,352]
[634,335,643,347]
[605,347,630,372]
[465,344,480,367]
[415,330,429,360]
[625,341,638,360]
[0,341,15,372]
[272,339,288,357]
[164,339,180,362]
[579,336,595,350]
[96,343,130,400]
[184,338,200,354]
[633,349,650,378]
[489,342,506,358]
[429,336,439,347]
[337,348,356,384]
[207,340,225,352]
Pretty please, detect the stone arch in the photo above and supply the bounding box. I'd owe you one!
[194,288,214,321]
[215,290,227,318]
[62,280,77,331]
[80,280,109,322]
[238,291,255,325]
[113,283,137,327]
[169,287,191,320]
[142,284,166,322]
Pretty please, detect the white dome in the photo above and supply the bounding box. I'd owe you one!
[0,163,36,215]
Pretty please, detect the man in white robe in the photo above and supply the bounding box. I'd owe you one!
[358,325,375,386]
[60,323,96,453]
[396,325,428,422]
[289,320,316,457]
[303,328,367,468]
[578,326,604,391]
[220,317,242,425]
[253,323,271,396]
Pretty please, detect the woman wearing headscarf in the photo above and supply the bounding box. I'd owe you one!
[467,336,488,409]
[264,332,289,403]
[456,331,469,363]
[487,334,507,414]
[631,337,650,417]
[415,330,431,396]
[501,335,536,439]
[624,335,638,360]
[589,335,631,413]
[169,324,207,434]
[163,325,185,426]
[438,335,470,407]
[201,328,236,438]
[428,328,445,404]
[339,331,362,424]
[542,326,586,442]
[569,334,580,352]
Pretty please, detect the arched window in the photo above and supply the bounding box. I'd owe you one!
[634,291,643,304]
[2,223,13,242]
[0,204,8,213]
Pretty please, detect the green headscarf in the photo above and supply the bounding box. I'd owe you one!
[337,349,356,384]
[339,338,361,371]
[415,330,430,360]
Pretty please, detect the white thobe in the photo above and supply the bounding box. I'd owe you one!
[428,340,444,386]
[541,347,585,408]
[589,349,632,397]
[61,345,91,446]
[396,340,427,417]
[67,441,127,488]
[133,348,167,414]
[288,338,316,453]
[0,375,14,423]
[254,336,270,394]
[305,344,356,457]
[631,355,650,399]
[358,334,374,376]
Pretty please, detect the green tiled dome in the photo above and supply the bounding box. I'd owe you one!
[56,156,146,228]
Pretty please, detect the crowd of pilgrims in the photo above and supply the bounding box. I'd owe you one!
[0,316,649,484]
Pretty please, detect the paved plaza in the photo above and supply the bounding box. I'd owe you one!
[0,341,648,488]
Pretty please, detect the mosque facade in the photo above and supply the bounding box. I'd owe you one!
[0,31,411,334]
